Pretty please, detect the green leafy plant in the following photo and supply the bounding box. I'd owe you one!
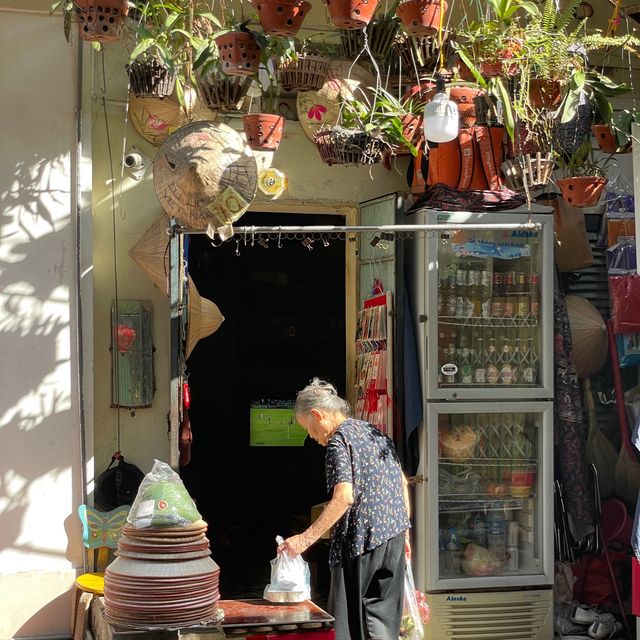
[556,138,612,178]
[339,86,421,155]
[610,108,640,149]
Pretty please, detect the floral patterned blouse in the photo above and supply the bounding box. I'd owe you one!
[325,418,410,567]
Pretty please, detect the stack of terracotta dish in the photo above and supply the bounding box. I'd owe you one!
[104,519,221,629]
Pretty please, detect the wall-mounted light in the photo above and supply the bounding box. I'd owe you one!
[111,300,154,408]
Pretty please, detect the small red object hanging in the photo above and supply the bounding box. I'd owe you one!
[116,324,136,353]
[182,382,191,410]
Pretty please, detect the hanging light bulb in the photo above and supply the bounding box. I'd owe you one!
[423,76,459,144]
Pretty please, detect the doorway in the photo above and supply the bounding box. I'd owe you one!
[181,211,347,604]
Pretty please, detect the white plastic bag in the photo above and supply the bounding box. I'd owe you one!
[400,559,426,640]
[264,536,311,603]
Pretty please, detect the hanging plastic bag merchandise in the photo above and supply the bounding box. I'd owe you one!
[264,536,311,603]
[400,558,429,640]
[128,459,202,528]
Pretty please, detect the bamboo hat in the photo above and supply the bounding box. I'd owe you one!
[128,214,171,296]
[185,276,224,359]
[153,121,257,236]
[565,295,608,379]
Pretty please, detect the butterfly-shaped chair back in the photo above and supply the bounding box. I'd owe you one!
[78,504,129,572]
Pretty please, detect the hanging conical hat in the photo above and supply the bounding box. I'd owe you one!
[128,214,172,295]
[186,276,224,358]
[566,295,608,379]
[153,121,257,234]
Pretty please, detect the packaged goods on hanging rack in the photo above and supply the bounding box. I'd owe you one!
[354,293,393,436]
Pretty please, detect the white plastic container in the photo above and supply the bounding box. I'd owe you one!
[423,78,459,143]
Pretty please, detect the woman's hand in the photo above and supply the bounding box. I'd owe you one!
[278,533,310,557]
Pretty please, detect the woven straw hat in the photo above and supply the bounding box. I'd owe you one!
[566,295,608,379]
[153,121,257,234]
[128,214,171,295]
[186,276,224,358]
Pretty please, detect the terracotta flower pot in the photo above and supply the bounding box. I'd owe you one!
[215,32,261,77]
[73,0,129,43]
[557,176,608,208]
[397,0,446,37]
[325,0,380,30]
[592,124,632,154]
[252,0,311,37]
[529,79,561,110]
[242,114,285,151]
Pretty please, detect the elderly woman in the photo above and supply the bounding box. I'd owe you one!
[279,378,410,640]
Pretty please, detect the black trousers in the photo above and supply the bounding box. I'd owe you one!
[327,532,406,640]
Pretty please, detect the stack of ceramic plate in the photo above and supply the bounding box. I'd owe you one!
[104,519,221,629]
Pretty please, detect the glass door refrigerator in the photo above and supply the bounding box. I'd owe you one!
[406,206,555,640]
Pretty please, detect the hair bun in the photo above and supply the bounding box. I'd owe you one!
[309,377,337,395]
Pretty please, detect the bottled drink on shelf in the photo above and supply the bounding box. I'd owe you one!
[443,528,461,576]
[455,266,467,319]
[503,272,515,318]
[491,272,504,318]
[480,269,492,318]
[471,512,487,547]
[520,335,539,384]
[444,267,457,317]
[437,272,444,316]
[530,273,540,320]
[499,335,515,384]
[468,268,482,317]
[473,336,486,384]
[485,338,500,384]
[512,336,522,384]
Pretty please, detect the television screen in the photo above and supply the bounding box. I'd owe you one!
[249,401,307,447]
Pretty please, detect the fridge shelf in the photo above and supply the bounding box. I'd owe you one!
[438,315,539,328]
[438,497,532,513]
[439,458,538,468]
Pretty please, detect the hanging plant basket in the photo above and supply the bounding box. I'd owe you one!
[313,127,387,166]
[326,0,380,30]
[215,31,261,77]
[73,0,129,43]
[529,78,561,110]
[277,55,331,92]
[552,101,593,157]
[395,33,442,77]
[126,58,177,99]
[501,153,555,192]
[252,0,311,36]
[557,176,608,208]
[339,14,401,63]
[396,0,446,37]
[242,113,285,151]
[592,124,632,154]
[394,114,423,156]
[196,71,253,112]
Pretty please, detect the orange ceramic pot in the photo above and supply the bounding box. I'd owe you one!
[529,79,561,110]
[396,0,446,37]
[251,0,311,37]
[325,0,380,29]
[557,176,608,208]
[73,0,129,42]
[592,124,632,154]
[242,114,285,151]
[215,32,261,77]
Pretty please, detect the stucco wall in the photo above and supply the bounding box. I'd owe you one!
[0,5,84,638]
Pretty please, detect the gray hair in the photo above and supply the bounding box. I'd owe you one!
[295,378,352,417]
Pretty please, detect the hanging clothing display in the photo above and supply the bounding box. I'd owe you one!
[554,267,596,541]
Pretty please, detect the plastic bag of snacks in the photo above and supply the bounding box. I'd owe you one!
[128,459,201,528]
[400,558,429,640]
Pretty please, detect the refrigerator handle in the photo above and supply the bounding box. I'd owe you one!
[425,336,428,369]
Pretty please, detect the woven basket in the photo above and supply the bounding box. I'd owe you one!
[313,128,387,166]
[395,32,442,76]
[277,55,330,92]
[339,16,401,64]
[196,72,252,112]
[502,153,555,192]
[126,58,177,99]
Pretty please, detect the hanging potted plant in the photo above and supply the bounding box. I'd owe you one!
[51,0,129,43]
[251,0,311,37]
[593,109,638,154]
[194,29,254,111]
[271,36,332,93]
[215,20,263,77]
[314,86,418,165]
[339,2,401,64]
[396,0,446,38]
[556,139,611,208]
[325,0,381,30]
[125,1,218,99]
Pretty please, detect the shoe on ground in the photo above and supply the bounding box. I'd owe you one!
[557,618,591,634]
[588,620,623,639]
[570,606,615,626]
